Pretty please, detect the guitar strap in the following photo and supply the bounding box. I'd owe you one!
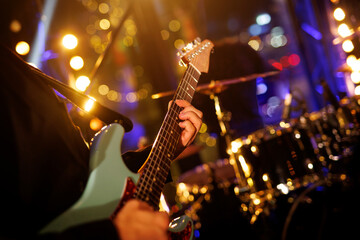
[28,64,133,132]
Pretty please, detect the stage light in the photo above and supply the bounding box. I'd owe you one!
[69,56,84,70]
[10,20,21,33]
[338,23,352,38]
[126,92,137,103]
[349,58,360,72]
[288,54,300,66]
[346,55,357,67]
[307,163,314,170]
[15,41,30,55]
[107,90,120,101]
[174,39,185,49]
[99,19,111,30]
[89,118,103,131]
[342,40,354,52]
[354,85,360,95]
[271,26,284,36]
[62,34,78,49]
[199,123,208,134]
[123,36,134,47]
[75,76,90,92]
[249,24,262,36]
[205,136,216,147]
[248,39,260,51]
[126,24,137,36]
[270,35,287,48]
[256,83,268,95]
[350,71,360,84]
[277,183,289,194]
[169,20,181,32]
[333,8,345,21]
[98,84,109,95]
[84,97,95,112]
[98,3,109,14]
[256,13,271,25]
[161,30,170,40]
[231,139,242,153]
[262,174,269,182]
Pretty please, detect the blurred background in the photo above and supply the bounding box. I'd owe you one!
[2,0,357,150]
[2,0,360,239]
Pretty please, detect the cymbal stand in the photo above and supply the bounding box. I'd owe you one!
[210,93,248,192]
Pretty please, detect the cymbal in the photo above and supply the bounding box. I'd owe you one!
[152,71,279,99]
[178,158,236,186]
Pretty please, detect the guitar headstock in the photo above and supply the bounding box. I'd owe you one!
[178,38,214,73]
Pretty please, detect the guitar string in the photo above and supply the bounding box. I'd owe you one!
[138,63,199,204]
[135,62,201,205]
[148,64,199,202]
[135,64,199,205]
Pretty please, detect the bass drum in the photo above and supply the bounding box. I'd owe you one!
[176,159,260,240]
[238,123,323,196]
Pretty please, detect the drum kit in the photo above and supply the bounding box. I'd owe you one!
[153,71,360,237]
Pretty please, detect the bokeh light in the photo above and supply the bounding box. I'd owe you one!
[350,71,360,84]
[62,34,78,49]
[90,118,103,131]
[9,19,21,32]
[98,84,110,95]
[15,41,30,55]
[342,40,354,52]
[169,20,181,32]
[69,56,84,70]
[99,19,111,30]
[98,3,109,14]
[256,13,271,25]
[333,8,345,21]
[338,23,352,38]
[84,97,95,112]
[75,76,91,92]
[355,85,360,95]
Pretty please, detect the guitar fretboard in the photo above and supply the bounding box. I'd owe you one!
[134,63,201,208]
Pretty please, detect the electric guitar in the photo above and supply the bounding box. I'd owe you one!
[40,38,213,239]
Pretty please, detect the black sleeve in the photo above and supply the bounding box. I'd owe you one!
[0,45,168,240]
[0,45,124,240]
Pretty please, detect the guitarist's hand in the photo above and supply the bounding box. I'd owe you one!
[170,100,203,156]
[114,199,169,240]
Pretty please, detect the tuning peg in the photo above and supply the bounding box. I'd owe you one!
[193,37,201,45]
[176,51,183,57]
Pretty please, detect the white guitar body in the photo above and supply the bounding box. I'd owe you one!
[40,38,214,240]
[40,124,193,239]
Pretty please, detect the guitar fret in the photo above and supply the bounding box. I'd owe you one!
[145,162,169,179]
[133,41,210,210]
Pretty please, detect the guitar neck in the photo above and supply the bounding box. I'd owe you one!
[135,64,201,209]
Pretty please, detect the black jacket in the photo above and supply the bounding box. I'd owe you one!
[0,45,150,239]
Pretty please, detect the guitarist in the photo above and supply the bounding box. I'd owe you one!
[0,45,203,240]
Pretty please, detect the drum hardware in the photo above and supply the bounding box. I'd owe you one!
[211,93,249,191]
[151,71,280,99]
[174,76,360,229]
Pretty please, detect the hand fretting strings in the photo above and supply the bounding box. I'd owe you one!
[134,61,201,209]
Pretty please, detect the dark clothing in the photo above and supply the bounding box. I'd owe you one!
[0,45,149,239]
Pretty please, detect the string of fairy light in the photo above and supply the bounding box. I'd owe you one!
[330,0,360,95]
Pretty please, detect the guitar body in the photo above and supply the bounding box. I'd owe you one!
[40,123,193,239]
[40,38,213,240]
